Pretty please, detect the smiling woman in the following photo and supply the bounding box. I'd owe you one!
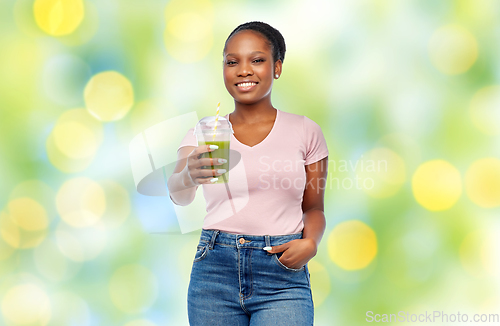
[222,24,285,107]
[167,21,328,326]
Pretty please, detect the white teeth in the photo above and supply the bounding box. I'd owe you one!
[237,82,256,87]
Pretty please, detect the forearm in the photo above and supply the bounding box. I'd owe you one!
[167,168,198,206]
[302,209,326,249]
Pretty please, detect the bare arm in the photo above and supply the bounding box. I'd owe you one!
[301,156,328,249]
[265,156,329,269]
[167,146,198,206]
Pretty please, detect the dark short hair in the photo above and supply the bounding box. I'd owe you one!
[223,21,286,64]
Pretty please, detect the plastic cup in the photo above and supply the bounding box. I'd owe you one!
[194,116,233,184]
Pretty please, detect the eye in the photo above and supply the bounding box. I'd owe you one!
[226,61,236,65]
[253,59,265,63]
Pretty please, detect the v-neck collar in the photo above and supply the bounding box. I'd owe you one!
[226,109,280,150]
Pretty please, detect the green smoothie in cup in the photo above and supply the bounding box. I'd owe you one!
[194,115,233,184]
[198,140,230,183]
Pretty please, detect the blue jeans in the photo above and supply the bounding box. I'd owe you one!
[187,229,314,325]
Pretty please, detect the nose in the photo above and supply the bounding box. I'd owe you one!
[237,61,253,77]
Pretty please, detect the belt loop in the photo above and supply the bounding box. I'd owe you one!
[265,235,270,247]
[209,229,219,250]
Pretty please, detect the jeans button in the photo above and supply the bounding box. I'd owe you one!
[239,238,245,244]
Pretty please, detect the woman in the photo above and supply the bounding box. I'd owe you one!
[168,21,328,326]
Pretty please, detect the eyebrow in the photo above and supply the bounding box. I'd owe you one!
[225,51,265,57]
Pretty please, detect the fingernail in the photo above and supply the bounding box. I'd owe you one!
[210,178,218,183]
[263,246,272,251]
[209,145,218,150]
[217,169,226,174]
[218,158,227,163]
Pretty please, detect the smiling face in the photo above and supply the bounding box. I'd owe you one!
[223,30,282,105]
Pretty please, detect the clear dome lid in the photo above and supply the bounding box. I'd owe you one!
[193,116,234,134]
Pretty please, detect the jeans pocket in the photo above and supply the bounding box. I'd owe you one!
[305,265,311,287]
[193,242,209,263]
[273,252,305,272]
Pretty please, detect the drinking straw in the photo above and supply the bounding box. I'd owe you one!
[212,102,220,141]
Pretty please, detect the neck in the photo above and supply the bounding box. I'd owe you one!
[231,97,276,124]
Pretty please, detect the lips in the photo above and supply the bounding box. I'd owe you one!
[235,81,258,92]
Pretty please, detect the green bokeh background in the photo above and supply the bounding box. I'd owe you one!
[1,0,500,325]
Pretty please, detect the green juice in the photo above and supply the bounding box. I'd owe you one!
[198,140,230,184]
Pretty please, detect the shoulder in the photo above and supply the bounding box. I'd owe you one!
[279,110,320,125]
[278,109,304,123]
[303,115,322,131]
[281,110,322,129]
[277,110,325,137]
[278,110,308,130]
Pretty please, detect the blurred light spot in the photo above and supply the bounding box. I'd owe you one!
[56,177,106,228]
[1,283,51,325]
[56,0,99,46]
[163,0,213,63]
[356,147,406,198]
[0,211,21,248]
[53,121,97,159]
[8,197,48,232]
[51,291,91,326]
[455,0,498,29]
[308,259,330,307]
[34,0,85,36]
[460,230,497,278]
[34,238,81,282]
[428,24,478,75]
[470,85,500,135]
[328,220,377,270]
[124,320,157,326]
[109,264,158,313]
[84,71,134,121]
[46,133,93,173]
[100,180,130,228]
[482,231,500,277]
[168,12,207,42]
[0,204,47,249]
[55,221,107,262]
[465,158,500,208]
[0,235,14,261]
[9,180,55,214]
[46,108,103,173]
[412,160,462,211]
[42,54,91,106]
[129,100,167,136]
[16,0,98,45]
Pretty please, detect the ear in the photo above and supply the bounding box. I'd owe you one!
[274,60,283,78]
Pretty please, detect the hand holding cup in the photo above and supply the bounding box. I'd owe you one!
[182,145,227,186]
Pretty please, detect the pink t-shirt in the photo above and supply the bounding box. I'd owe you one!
[176,109,329,235]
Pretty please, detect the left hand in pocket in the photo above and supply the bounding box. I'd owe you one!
[266,238,317,269]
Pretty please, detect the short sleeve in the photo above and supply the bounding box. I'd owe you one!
[178,127,197,152]
[303,116,329,165]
